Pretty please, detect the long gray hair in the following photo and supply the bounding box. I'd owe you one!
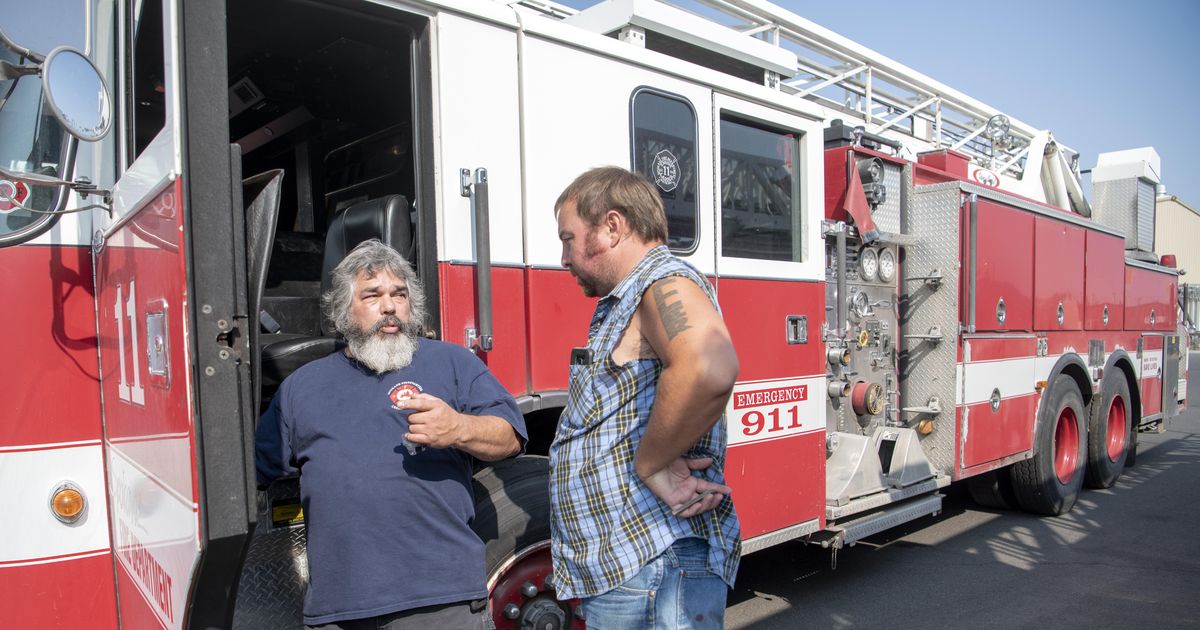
[322,239,427,335]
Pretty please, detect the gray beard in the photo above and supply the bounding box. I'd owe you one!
[344,315,419,374]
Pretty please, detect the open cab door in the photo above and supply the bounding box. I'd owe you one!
[95,1,255,627]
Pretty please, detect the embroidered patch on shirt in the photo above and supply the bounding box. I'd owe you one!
[388,381,423,409]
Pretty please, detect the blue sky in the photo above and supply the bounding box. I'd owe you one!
[9,0,1196,204]
[562,0,1200,206]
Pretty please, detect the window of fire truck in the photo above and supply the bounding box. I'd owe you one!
[126,0,165,165]
[631,88,698,253]
[718,115,802,262]
[0,0,83,245]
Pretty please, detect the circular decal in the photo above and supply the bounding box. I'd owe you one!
[972,167,999,188]
[388,381,424,409]
[0,179,29,214]
[651,149,680,193]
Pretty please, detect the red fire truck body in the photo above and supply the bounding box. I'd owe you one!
[0,0,1187,628]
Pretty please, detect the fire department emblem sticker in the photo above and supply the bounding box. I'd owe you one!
[388,381,423,409]
[651,149,680,192]
[0,179,28,214]
[972,167,999,188]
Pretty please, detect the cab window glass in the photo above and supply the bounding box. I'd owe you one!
[0,0,84,242]
[719,115,802,262]
[631,90,696,252]
[128,0,165,163]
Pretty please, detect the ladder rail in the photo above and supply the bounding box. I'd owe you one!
[514,0,1082,181]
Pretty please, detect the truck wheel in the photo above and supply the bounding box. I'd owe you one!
[1010,375,1087,516]
[1084,372,1132,488]
[472,455,581,630]
[966,468,1018,510]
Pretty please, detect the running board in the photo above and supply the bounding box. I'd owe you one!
[826,475,948,520]
[742,518,822,555]
[817,494,943,549]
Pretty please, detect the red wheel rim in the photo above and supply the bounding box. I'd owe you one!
[1105,395,1127,462]
[1054,406,1080,485]
[487,543,581,630]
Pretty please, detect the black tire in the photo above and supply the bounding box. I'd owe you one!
[1084,371,1132,488]
[473,456,577,629]
[472,455,553,578]
[1125,404,1140,469]
[966,468,1018,510]
[1125,429,1139,468]
[1010,374,1087,516]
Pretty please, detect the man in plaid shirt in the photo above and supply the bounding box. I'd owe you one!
[550,167,741,629]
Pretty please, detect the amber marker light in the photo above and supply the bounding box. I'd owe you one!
[50,482,86,524]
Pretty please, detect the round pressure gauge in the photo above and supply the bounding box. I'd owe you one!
[858,247,879,281]
[851,290,870,319]
[877,247,896,283]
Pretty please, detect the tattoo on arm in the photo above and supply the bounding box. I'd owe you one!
[652,278,693,342]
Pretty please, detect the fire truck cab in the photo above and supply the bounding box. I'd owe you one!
[0,0,1187,628]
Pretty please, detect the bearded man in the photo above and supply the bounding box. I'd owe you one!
[255,239,526,630]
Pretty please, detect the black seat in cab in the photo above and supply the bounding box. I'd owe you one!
[252,193,414,405]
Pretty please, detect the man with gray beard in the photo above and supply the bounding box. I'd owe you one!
[256,239,526,629]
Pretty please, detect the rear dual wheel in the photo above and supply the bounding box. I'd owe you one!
[1085,372,1133,488]
[966,468,1018,510]
[1010,375,1087,516]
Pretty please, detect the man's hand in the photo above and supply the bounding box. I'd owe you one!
[396,393,464,449]
[641,456,730,519]
[395,393,522,461]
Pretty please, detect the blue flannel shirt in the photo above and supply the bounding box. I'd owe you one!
[549,245,741,599]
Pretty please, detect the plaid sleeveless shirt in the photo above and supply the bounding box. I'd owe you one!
[548,245,741,599]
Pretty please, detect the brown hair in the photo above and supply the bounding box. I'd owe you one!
[554,166,668,243]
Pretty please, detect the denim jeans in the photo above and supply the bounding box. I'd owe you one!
[580,537,728,630]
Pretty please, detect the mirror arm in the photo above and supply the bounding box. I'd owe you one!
[0,165,73,187]
[0,30,45,64]
[0,167,112,216]
[72,178,113,209]
[0,59,40,81]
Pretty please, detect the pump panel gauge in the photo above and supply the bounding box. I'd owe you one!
[850,290,870,318]
[878,247,896,283]
[858,246,879,281]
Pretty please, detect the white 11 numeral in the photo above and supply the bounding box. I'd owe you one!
[114,280,145,405]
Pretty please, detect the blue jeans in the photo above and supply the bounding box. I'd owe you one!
[580,537,728,630]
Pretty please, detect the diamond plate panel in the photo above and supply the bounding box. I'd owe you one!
[1137,179,1156,252]
[1164,334,1181,419]
[1093,179,1143,250]
[233,481,307,630]
[855,156,902,234]
[899,182,963,475]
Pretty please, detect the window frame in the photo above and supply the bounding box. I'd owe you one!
[717,112,804,264]
[713,94,824,283]
[628,86,701,256]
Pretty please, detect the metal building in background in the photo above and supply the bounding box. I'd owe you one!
[1154,192,1200,348]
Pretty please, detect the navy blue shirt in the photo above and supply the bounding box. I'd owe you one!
[255,338,527,625]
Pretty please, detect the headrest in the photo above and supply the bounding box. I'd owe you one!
[319,195,413,330]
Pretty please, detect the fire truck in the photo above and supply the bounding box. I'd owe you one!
[1,0,1188,627]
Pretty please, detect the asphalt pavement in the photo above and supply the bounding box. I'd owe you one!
[726,355,1200,629]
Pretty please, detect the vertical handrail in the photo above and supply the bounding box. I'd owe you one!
[461,168,494,352]
[967,194,978,333]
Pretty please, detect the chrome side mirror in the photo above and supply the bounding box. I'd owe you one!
[41,47,112,142]
[0,33,112,213]
[0,27,111,143]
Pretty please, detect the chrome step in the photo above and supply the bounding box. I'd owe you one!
[820,493,943,549]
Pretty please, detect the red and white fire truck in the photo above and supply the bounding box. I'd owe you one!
[1,0,1188,627]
